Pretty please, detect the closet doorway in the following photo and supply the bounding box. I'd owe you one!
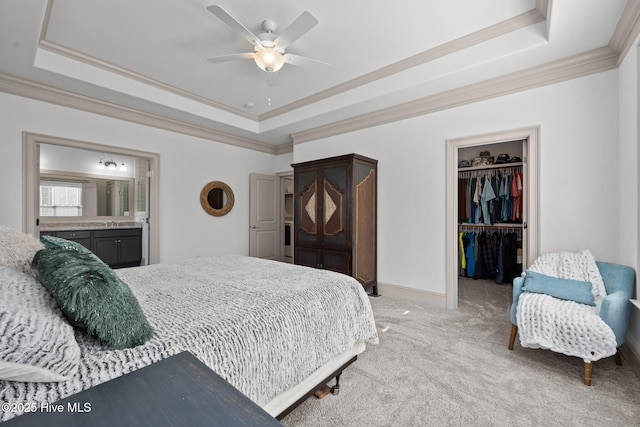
[445,126,539,310]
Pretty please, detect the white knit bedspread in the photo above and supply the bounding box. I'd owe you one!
[1,255,378,421]
[516,251,616,362]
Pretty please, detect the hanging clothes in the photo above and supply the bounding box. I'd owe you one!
[465,232,476,277]
[473,232,485,279]
[458,166,522,226]
[502,232,522,284]
[458,164,524,282]
[458,229,519,281]
[496,233,505,284]
[459,179,467,223]
[459,231,467,275]
[481,175,496,225]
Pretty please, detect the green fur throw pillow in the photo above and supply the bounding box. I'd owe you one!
[32,248,153,349]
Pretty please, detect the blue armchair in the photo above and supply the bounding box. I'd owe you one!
[508,261,635,385]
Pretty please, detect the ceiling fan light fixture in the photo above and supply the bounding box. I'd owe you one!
[254,47,285,72]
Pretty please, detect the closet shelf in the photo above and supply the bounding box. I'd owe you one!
[458,162,523,172]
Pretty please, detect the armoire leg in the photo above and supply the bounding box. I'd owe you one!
[508,324,518,350]
[614,350,622,366]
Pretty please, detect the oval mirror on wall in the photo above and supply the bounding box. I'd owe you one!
[200,181,234,216]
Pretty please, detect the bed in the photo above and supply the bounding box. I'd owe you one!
[0,227,378,423]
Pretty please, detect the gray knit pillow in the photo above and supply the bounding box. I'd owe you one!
[0,265,81,382]
[0,226,44,277]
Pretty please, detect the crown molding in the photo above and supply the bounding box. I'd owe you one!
[259,7,546,121]
[274,143,293,155]
[291,46,618,145]
[536,0,549,17]
[536,0,551,39]
[0,73,278,154]
[610,0,640,63]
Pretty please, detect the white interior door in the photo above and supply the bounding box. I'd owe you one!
[249,173,280,259]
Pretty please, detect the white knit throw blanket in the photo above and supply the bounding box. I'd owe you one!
[516,251,617,362]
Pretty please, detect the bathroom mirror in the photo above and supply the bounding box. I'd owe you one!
[200,181,234,216]
[37,143,142,220]
[40,172,134,218]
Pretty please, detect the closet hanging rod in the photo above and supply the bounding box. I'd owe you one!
[458,161,523,172]
[458,223,523,230]
[458,166,522,178]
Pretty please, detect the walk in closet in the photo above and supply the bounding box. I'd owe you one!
[457,140,525,285]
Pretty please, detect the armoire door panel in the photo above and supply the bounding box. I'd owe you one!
[321,165,348,246]
[295,170,318,244]
[323,179,343,237]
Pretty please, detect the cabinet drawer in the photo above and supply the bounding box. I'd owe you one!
[322,250,351,275]
[56,230,91,239]
[93,228,142,238]
[294,247,350,275]
[294,248,319,269]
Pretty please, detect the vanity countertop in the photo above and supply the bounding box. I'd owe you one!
[39,221,143,232]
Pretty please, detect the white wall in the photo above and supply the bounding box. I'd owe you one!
[618,38,640,362]
[294,70,620,296]
[40,144,136,179]
[0,92,277,263]
[275,151,294,174]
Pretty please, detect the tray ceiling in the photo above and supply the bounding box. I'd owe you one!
[0,0,632,150]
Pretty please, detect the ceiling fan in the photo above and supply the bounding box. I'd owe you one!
[205,5,329,85]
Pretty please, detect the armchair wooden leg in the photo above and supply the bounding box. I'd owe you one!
[615,350,622,366]
[584,362,593,386]
[508,324,518,350]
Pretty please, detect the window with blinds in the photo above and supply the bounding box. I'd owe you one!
[40,180,83,216]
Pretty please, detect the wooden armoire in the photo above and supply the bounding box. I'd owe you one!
[292,153,378,295]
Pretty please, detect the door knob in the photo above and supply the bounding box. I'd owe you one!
[250,225,258,229]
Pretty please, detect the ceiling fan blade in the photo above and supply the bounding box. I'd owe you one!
[207,5,263,48]
[206,52,255,63]
[273,11,318,50]
[266,72,279,87]
[284,53,330,68]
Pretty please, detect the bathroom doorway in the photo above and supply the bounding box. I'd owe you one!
[23,132,160,265]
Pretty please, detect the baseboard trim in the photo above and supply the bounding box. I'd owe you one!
[620,342,640,381]
[376,282,447,309]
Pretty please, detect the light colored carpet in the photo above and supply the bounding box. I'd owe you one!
[281,278,640,426]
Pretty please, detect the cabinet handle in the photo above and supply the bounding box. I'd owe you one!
[317,263,323,268]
